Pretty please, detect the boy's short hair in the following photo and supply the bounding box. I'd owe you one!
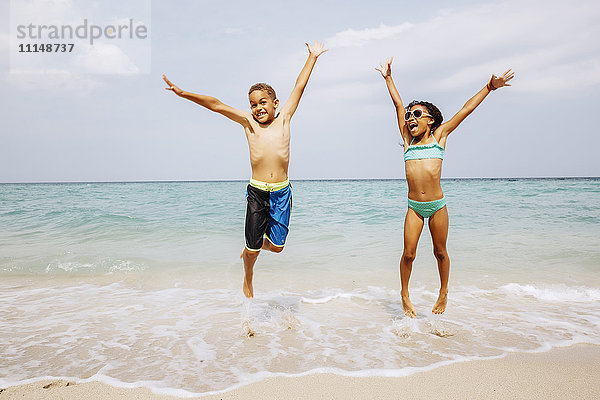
[248,83,277,100]
[407,100,443,132]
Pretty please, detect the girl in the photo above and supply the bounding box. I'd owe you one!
[376,58,514,317]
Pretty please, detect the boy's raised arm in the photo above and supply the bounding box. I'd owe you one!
[280,41,327,120]
[376,57,410,145]
[437,69,514,138]
[162,74,251,127]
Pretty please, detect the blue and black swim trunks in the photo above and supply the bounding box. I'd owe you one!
[245,178,292,251]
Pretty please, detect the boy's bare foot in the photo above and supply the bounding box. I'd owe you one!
[432,290,448,314]
[401,292,416,318]
[243,277,253,298]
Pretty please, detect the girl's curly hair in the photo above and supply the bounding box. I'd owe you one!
[406,100,443,132]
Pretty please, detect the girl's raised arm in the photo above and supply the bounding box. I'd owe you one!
[436,69,514,140]
[376,58,411,147]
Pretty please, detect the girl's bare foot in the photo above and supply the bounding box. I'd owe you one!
[401,292,417,318]
[432,290,447,314]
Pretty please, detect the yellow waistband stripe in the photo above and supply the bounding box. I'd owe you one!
[249,178,290,192]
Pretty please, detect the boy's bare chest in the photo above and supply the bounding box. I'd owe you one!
[246,128,290,146]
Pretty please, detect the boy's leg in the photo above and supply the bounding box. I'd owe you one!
[264,185,291,254]
[243,185,270,298]
[241,249,260,298]
[261,238,284,253]
[428,206,450,314]
[401,207,424,318]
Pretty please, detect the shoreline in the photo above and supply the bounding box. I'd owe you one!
[2,343,599,399]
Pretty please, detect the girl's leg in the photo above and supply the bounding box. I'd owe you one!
[428,205,450,314]
[400,207,424,318]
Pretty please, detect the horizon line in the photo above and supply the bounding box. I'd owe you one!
[1,176,599,185]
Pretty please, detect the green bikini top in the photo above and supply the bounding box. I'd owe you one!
[404,136,444,161]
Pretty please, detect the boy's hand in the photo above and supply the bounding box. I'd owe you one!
[163,74,183,96]
[305,41,328,58]
[375,57,393,78]
[490,69,515,89]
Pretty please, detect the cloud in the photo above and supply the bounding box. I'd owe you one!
[6,0,150,89]
[321,0,600,94]
[7,39,141,80]
[327,23,413,48]
[74,43,140,74]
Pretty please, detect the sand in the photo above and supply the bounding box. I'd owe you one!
[2,343,599,400]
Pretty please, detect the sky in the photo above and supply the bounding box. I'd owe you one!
[1,0,599,182]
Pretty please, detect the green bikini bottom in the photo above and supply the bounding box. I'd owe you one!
[408,197,446,218]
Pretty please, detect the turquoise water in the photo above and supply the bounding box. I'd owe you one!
[1,179,599,395]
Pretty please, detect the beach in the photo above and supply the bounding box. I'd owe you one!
[2,343,599,399]
[4,0,600,396]
[1,179,599,397]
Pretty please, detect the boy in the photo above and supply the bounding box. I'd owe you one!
[163,41,327,298]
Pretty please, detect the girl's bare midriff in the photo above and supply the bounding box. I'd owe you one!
[405,158,444,201]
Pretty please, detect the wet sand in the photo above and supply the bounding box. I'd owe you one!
[2,343,599,400]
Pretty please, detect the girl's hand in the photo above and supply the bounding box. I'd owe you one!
[490,69,515,89]
[306,41,328,58]
[375,57,393,78]
[162,74,183,96]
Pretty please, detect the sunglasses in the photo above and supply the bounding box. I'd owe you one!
[404,109,432,121]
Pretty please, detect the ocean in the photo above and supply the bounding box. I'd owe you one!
[1,178,599,396]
